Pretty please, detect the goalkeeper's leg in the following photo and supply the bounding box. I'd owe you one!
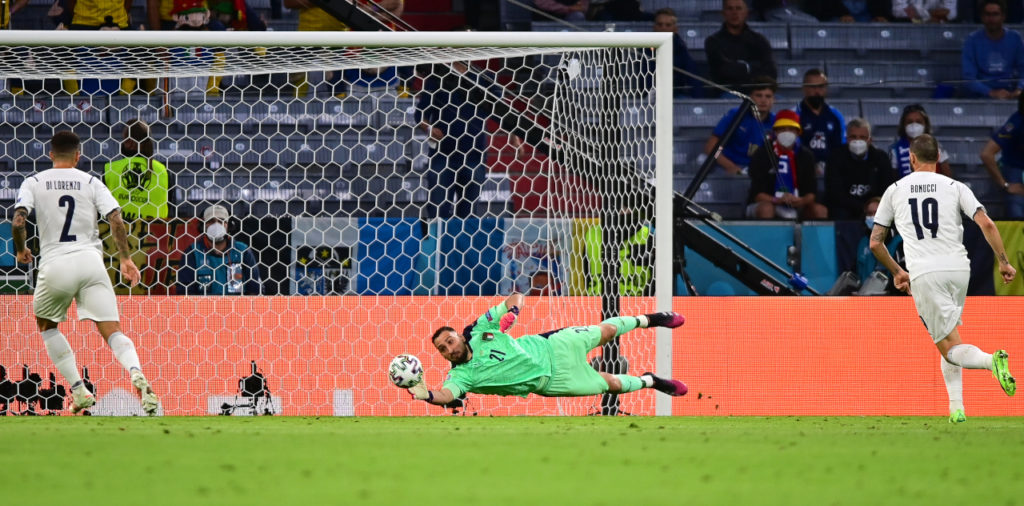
[601,372,687,396]
[598,312,686,345]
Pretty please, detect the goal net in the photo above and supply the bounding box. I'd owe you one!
[0,30,674,416]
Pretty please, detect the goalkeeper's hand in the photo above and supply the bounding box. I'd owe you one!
[408,382,431,402]
[499,305,520,333]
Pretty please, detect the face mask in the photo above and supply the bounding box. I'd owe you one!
[805,95,824,109]
[206,223,227,242]
[776,131,797,148]
[905,122,925,139]
[849,140,868,156]
[865,216,875,230]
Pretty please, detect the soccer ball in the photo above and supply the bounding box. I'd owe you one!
[388,354,423,388]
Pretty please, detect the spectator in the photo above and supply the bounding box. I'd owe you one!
[208,0,266,31]
[980,93,1024,218]
[341,0,405,96]
[1,0,29,29]
[962,0,1024,100]
[830,197,905,296]
[67,0,131,29]
[794,69,846,179]
[751,0,818,22]
[825,118,892,220]
[703,76,777,176]
[891,0,956,22]
[104,119,169,221]
[147,0,177,29]
[705,0,777,94]
[651,8,702,98]
[416,62,496,218]
[747,110,828,220]
[805,0,892,22]
[533,0,589,22]
[889,104,952,179]
[177,204,262,295]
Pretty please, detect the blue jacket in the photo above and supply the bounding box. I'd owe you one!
[962,28,1024,96]
[177,237,262,295]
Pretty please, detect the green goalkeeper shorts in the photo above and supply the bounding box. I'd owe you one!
[535,325,609,397]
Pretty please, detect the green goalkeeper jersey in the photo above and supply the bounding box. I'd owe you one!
[442,302,552,398]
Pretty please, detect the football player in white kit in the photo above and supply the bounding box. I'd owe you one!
[12,131,159,416]
[870,134,1016,424]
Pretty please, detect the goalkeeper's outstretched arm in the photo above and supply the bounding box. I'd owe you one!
[409,384,456,405]
[503,292,524,313]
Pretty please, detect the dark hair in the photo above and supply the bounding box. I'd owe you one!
[122,119,154,158]
[910,134,940,164]
[654,7,677,19]
[803,68,826,82]
[430,326,455,345]
[979,0,1007,15]
[747,75,778,94]
[50,130,80,160]
[898,103,932,139]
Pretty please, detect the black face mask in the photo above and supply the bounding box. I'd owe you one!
[805,96,825,109]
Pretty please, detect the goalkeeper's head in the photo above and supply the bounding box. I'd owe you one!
[431,326,471,365]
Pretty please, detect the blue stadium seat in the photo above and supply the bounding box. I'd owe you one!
[790,23,971,62]
[776,60,826,98]
[674,98,745,136]
[827,61,957,99]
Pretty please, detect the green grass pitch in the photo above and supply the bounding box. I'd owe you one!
[2,416,1022,505]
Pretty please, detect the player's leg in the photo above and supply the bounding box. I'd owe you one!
[937,330,1015,396]
[33,262,93,413]
[939,352,965,424]
[598,371,687,396]
[597,312,685,346]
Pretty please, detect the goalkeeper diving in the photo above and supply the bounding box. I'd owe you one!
[408,293,688,404]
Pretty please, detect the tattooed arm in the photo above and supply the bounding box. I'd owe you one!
[974,208,1017,285]
[868,223,910,293]
[107,208,141,286]
[12,207,32,264]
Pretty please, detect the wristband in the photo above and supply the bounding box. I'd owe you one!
[427,390,434,403]
[508,305,520,315]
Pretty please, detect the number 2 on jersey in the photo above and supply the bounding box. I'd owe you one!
[908,197,938,240]
[58,195,78,242]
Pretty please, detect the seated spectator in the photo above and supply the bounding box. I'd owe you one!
[147,0,178,29]
[104,119,169,221]
[177,205,262,295]
[2,0,28,29]
[805,0,892,22]
[209,0,266,31]
[751,0,818,22]
[746,110,828,220]
[888,104,952,179]
[705,0,776,94]
[825,118,892,220]
[829,197,905,296]
[980,93,1024,218]
[533,0,589,22]
[794,68,846,178]
[962,0,1024,100]
[703,76,777,175]
[651,7,703,98]
[891,0,956,22]
[68,0,130,29]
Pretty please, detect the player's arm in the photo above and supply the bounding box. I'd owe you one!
[12,207,31,264]
[869,223,909,292]
[500,292,524,332]
[107,208,141,286]
[409,384,456,405]
[973,208,1016,284]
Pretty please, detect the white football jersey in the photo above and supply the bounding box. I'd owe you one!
[15,168,120,266]
[875,171,983,279]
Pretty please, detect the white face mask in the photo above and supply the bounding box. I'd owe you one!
[776,131,797,148]
[849,139,868,156]
[206,223,227,242]
[905,122,925,139]
[865,216,875,230]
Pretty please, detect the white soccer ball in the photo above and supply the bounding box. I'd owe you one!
[388,354,423,388]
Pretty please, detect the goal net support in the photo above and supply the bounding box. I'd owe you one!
[0,30,674,416]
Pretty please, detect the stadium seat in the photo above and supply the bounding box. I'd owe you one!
[939,136,988,175]
[776,60,826,98]
[0,172,26,202]
[855,99,1003,139]
[789,23,970,62]
[827,61,958,99]
[673,98,745,136]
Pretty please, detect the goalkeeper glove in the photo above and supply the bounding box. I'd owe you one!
[500,305,519,333]
[409,383,431,402]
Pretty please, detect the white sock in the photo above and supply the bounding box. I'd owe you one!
[940,355,964,413]
[640,374,654,388]
[637,315,650,328]
[107,332,142,373]
[41,329,83,387]
[946,344,993,370]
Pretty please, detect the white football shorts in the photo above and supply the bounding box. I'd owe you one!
[34,249,119,323]
[911,270,970,344]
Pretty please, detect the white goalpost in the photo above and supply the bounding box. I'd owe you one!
[0,30,674,416]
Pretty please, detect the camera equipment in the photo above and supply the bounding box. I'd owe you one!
[219,361,275,416]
